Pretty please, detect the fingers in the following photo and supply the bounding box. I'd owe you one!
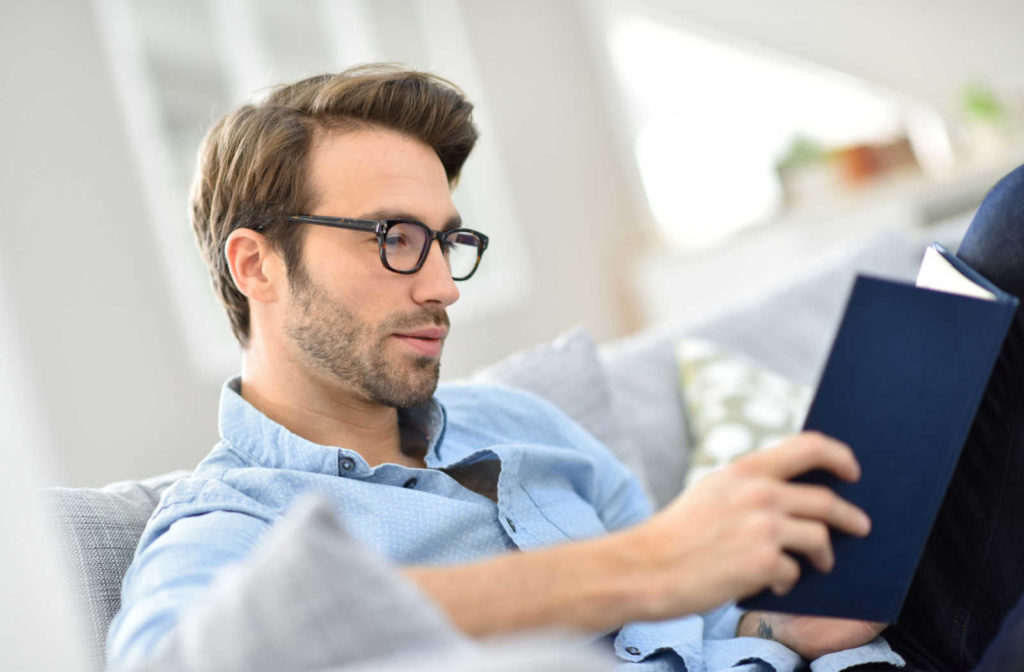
[733,476,871,539]
[770,553,801,596]
[733,431,861,483]
[778,482,872,538]
[759,518,834,595]
[777,517,835,573]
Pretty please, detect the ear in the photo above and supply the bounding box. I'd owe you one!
[224,228,286,305]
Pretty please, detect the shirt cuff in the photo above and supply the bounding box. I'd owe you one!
[704,637,804,672]
[614,617,703,670]
[702,602,745,640]
[810,637,905,672]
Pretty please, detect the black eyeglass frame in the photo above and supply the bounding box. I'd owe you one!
[285,215,489,280]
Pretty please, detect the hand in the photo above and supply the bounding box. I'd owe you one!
[621,432,871,620]
[738,611,887,660]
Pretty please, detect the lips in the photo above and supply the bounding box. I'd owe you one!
[391,327,448,357]
[393,327,448,340]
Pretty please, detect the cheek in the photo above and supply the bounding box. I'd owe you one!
[304,271,400,333]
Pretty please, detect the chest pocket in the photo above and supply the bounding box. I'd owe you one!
[521,482,609,543]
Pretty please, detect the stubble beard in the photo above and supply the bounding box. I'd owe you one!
[284,277,447,408]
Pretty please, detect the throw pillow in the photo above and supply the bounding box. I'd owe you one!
[676,338,811,488]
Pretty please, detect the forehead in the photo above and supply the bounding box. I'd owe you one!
[306,127,455,220]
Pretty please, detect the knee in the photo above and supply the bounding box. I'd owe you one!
[957,163,1024,299]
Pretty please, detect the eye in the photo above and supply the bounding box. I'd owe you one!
[384,231,412,249]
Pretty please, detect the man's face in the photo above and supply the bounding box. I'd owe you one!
[282,127,461,408]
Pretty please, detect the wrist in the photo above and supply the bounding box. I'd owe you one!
[737,611,780,644]
[737,611,756,637]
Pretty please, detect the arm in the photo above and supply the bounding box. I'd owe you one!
[107,509,272,669]
[406,432,872,638]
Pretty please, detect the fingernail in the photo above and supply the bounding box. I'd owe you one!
[858,511,872,535]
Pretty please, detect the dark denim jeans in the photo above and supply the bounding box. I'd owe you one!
[880,164,1024,672]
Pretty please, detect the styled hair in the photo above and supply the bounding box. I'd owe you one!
[190,64,479,346]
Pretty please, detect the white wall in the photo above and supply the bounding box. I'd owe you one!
[1,1,222,485]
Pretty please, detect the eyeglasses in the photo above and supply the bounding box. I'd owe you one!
[286,215,489,280]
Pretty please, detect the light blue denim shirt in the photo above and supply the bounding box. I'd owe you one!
[107,379,902,671]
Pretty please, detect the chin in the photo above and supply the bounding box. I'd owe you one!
[365,360,440,408]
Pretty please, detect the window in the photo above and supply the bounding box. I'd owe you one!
[602,4,910,249]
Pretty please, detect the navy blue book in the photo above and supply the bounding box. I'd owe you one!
[740,243,1019,622]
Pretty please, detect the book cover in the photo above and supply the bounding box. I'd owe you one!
[740,245,1018,622]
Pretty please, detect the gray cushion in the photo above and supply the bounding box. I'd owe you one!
[599,331,691,510]
[39,471,189,670]
[137,496,467,672]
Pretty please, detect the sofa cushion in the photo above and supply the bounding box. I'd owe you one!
[39,470,189,670]
[599,330,691,510]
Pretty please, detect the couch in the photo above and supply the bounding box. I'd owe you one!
[39,222,966,671]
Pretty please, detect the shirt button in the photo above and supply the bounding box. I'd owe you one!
[505,517,517,532]
[403,477,418,488]
[339,456,356,472]
[625,646,641,656]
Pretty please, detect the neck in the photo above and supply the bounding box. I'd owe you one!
[239,339,423,469]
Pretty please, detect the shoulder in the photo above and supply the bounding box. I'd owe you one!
[437,383,653,527]
[436,382,583,443]
[139,446,279,549]
[436,382,560,415]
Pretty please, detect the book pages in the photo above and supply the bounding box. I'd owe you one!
[916,246,996,301]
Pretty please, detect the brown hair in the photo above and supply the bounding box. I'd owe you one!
[190,64,479,346]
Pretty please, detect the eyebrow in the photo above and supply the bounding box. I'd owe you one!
[359,209,463,232]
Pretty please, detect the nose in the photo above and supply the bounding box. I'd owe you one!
[411,238,460,308]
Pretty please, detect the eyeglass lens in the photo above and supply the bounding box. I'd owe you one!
[383,222,482,279]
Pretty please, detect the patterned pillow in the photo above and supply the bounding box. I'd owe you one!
[676,338,811,487]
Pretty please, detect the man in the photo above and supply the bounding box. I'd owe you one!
[106,65,1020,672]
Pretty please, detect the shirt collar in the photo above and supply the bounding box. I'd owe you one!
[218,377,447,476]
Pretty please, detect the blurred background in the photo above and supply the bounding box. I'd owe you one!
[3,0,1024,487]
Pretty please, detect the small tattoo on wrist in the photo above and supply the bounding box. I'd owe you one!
[757,617,775,641]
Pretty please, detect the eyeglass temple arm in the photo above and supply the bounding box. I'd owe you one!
[286,215,382,233]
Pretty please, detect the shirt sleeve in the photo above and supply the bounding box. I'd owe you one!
[809,637,905,671]
[106,509,270,670]
[583,433,655,533]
